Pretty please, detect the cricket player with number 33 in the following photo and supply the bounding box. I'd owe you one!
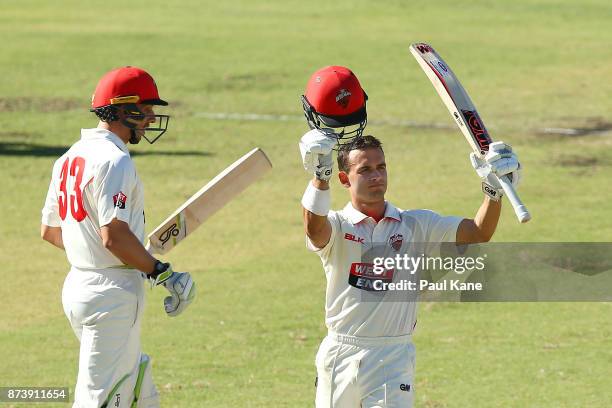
[41,67,195,407]
[299,66,522,407]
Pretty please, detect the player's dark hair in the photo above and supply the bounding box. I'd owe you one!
[337,135,383,172]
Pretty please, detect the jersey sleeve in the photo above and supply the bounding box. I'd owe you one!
[95,155,136,227]
[427,211,462,243]
[407,209,462,256]
[306,211,339,259]
[41,171,61,227]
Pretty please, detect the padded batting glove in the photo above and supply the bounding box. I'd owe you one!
[470,141,521,201]
[149,262,196,317]
[299,129,338,181]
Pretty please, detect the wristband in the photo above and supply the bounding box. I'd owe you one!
[301,182,331,216]
[150,260,172,285]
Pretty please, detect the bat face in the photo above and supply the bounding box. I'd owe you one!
[460,109,492,154]
[146,148,272,255]
[410,43,493,156]
[410,42,531,223]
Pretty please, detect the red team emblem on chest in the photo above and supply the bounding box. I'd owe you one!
[389,233,403,251]
[113,192,127,209]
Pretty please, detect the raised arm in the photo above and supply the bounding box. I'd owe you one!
[303,179,332,249]
[456,197,501,244]
[299,130,337,249]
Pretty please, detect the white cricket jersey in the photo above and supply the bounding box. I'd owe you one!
[310,202,462,337]
[41,128,145,269]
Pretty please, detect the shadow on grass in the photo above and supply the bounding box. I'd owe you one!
[0,142,212,157]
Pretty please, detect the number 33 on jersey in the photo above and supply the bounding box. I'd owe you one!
[42,128,146,269]
[58,156,88,221]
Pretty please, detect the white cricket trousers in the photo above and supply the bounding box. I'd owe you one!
[315,332,415,408]
[62,267,159,407]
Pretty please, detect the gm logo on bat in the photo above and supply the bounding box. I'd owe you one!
[453,112,465,128]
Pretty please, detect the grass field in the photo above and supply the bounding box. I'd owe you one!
[1,0,611,406]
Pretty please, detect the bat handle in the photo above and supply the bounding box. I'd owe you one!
[497,175,531,223]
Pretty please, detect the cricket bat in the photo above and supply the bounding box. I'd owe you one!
[410,42,531,223]
[146,147,272,255]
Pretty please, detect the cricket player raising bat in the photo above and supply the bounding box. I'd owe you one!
[299,66,522,407]
[41,67,195,407]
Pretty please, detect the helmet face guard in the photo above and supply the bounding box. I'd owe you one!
[301,94,367,143]
[140,114,170,144]
[92,103,170,144]
[117,104,170,144]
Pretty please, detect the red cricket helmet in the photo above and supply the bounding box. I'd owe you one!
[301,66,368,140]
[90,66,170,144]
[91,66,168,108]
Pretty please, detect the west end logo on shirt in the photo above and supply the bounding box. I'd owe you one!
[348,262,394,292]
[389,233,403,251]
[113,192,127,209]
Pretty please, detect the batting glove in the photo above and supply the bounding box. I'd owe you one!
[149,262,196,317]
[470,141,521,201]
[299,129,338,181]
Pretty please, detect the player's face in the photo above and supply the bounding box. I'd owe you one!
[341,148,387,204]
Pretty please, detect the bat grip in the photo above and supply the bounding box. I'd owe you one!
[498,175,531,223]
